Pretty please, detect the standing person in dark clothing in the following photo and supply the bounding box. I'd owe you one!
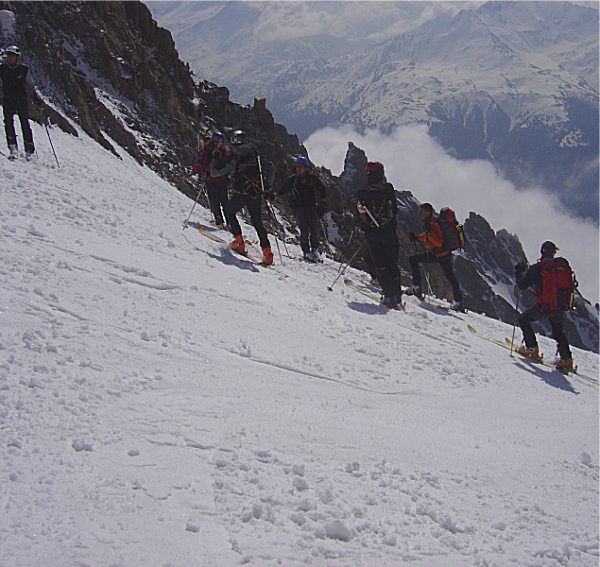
[226,130,273,266]
[273,156,326,263]
[356,161,402,308]
[198,130,233,227]
[0,46,41,159]
[407,203,464,311]
[515,240,575,371]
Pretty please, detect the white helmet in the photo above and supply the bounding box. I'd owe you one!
[230,130,247,145]
[5,45,20,57]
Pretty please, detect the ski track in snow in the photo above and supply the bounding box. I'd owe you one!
[0,124,598,566]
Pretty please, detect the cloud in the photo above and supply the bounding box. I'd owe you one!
[305,125,599,303]
[251,2,473,43]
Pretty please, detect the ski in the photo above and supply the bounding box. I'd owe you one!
[466,324,595,382]
[229,248,271,267]
[344,278,405,311]
[195,223,227,243]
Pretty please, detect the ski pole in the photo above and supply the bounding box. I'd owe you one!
[361,203,380,228]
[44,116,60,168]
[337,226,357,274]
[257,155,290,260]
[327,241,365,291]
[183,180,205,229]
[509,289,521,358]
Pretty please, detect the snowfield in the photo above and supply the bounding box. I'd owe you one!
[0,123,598,566]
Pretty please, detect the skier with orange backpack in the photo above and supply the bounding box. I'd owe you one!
[515,241,576,371]
[407,203,465,311]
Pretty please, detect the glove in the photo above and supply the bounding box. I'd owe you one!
[264,190,276,201]
[408,231,418,244]
[193,163,202,176]
[515,261,527,277]
[357,202,366,215]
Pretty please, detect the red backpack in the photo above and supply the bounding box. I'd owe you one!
[537,257,576,312]
[438,207,465,251]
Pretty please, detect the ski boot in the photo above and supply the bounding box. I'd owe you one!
[310,250,322,263]
[517,345,541,360]
[381,294,402,310]
[450,300,466,313]
[405,285,423,300]
[303,252,315,263]
[555,358,574,373]
[261,247,274,266]
[229,234,245,254]
[8,144,18,160]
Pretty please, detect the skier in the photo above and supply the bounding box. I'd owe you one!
[407,203,464,311]
[514,241,575,371]
[0,45,42,159]
[225,130,273,265]
[356,161,402,308]
[271,155,326,262]
[198,130,232,228]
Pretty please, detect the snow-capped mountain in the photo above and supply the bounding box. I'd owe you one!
[148,1,599,221]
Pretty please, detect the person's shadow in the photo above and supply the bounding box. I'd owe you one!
[514,359,578,394]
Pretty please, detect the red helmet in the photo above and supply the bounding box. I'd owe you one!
[365,161,384,173]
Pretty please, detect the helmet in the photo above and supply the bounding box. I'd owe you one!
[540,240,558,258]
[365,161,384,173]
[211,130,225,143]
[295,156,309,168]
[230,130,247,145]
[4,45,20,57]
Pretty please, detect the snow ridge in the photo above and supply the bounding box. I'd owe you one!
[0,122,598,566]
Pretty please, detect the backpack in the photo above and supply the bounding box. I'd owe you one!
[438,207,465,251]
[537,257,577,312]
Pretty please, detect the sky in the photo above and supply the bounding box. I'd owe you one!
[305,124,599,304]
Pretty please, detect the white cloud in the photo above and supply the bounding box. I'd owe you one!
[305,125,599,304]
[251,1,474,43]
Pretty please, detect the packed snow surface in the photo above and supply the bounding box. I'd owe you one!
[0,124,598,566]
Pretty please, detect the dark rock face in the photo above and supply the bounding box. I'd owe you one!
[6,0,198,192]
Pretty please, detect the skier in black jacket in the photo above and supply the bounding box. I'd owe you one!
[273,156,326,262]
[226,130,273,265]
[356,161,402,308]
[0,46,41,159]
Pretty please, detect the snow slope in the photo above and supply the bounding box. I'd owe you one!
[1,124,598,566]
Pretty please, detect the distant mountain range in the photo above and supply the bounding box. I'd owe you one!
[147,1,599,221]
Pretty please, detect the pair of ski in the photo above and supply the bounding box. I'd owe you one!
[344,278,459,314]
[188,221,270,266]
[344,278,405,311]
[467,324,597,385]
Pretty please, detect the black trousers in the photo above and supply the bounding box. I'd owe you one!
[3,102,34,153]
[519,304,572,359]
[409,252,462,302]
[364,223,401,300]
[295,206,320,254]
[205,178,229,225]
[226,192,270,249]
